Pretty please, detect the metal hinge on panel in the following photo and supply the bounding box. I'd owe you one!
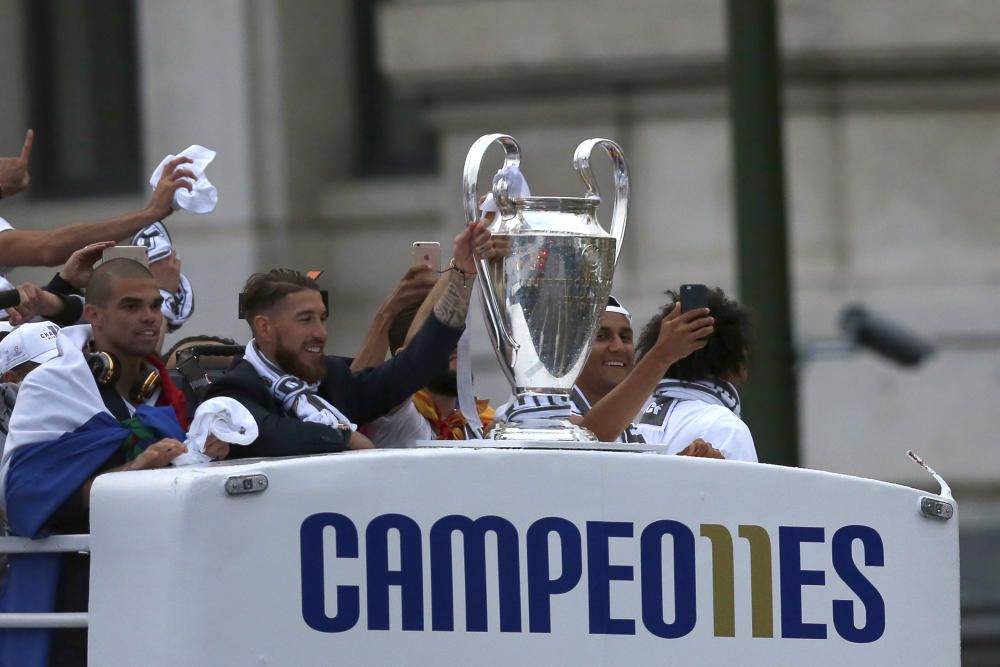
[919,496,954,521]
[225,474,268,496]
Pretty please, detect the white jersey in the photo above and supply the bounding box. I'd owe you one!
[494,386,645,444]
[635,378,757,462]
[366,400,433,448]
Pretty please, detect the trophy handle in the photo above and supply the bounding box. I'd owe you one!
[462,134,522,384]
[573,138,629,265]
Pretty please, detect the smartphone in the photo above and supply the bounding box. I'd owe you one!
[101,245,149,268]
[412,242,441,271]
[680,283,709,313]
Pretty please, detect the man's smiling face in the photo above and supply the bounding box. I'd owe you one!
[260,289,328,383]
[576,311,634,399]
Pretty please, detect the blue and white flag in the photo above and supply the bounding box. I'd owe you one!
[0,324,184,667]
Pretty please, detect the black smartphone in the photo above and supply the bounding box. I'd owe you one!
[680,284,709,313]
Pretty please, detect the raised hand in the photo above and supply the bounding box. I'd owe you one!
[59,241,117,289]
[452,220,491,275]
[146,156,195,221]
[650,303,714,366]
[149,249,182,293]
[0,129,34,198]
[385,265,438,316]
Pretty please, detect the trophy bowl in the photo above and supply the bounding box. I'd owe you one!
[464,135,629,441]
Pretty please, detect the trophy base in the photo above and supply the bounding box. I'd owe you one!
[489,418,598,442]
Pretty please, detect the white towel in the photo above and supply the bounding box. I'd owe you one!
[172,397,258,466]
[149,145,218,214]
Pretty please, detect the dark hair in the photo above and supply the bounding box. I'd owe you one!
[240,269,321,327]
[387,305,420,356]
[86,258,155,306]
[635,287,751,382]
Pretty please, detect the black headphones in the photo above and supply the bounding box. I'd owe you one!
[88,351,161,404]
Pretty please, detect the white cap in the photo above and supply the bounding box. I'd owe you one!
[0,322,61,375]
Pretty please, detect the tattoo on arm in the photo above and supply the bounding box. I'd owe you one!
[432,270,473,329]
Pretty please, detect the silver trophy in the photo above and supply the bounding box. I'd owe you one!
[464,134,628,441]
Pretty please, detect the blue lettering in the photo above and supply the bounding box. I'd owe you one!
[779,526,827,639]
[526,517,583,633]
[586,521,635,635]
[300,512,359,633]
[366,514,424,631]
[640,520,697,638]
[832,525,885,643]
[430,515,522,632]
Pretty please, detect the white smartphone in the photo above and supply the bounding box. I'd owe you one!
[411,241,441,271]
[101,245,149,268]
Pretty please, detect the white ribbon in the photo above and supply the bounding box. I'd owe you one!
[479,164,531,214]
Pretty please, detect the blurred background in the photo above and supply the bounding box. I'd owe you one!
[0,0,997,661]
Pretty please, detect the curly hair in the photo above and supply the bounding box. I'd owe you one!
[635,287,751,382]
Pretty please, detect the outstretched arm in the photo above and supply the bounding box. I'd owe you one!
[350,265,437,371]
[0,156,195,267]
[403,219,490,345]
[581,304,714,442]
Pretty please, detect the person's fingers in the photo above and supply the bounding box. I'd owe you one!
[163,155,193,174]
[661,302,682,323]
[17,284,40,305]
[676,306,710,323]
[170,168,197,183]
[685,314,714,329]
[20,129,34,161]
[690,324,714,338]
[82,241,116,254]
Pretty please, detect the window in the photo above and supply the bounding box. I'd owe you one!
[353,0,438,177]
[25,0,142,198]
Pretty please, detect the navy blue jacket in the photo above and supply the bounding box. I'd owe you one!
[206,315,462,458]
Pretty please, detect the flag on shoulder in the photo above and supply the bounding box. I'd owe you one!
[0,324,184,667]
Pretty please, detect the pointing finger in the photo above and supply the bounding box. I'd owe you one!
[20,129,34,161]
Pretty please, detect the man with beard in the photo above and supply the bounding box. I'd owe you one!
[206,221,489,457]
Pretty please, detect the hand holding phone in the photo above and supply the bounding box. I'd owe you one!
[411,242,441,271]
[680,284,709,313]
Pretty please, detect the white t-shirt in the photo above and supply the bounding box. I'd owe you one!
[635,393,757,462]
[367,400,433,448]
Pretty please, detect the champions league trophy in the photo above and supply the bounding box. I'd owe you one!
[464,134,628,441]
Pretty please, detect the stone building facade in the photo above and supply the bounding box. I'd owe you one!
[0,1,996,659]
